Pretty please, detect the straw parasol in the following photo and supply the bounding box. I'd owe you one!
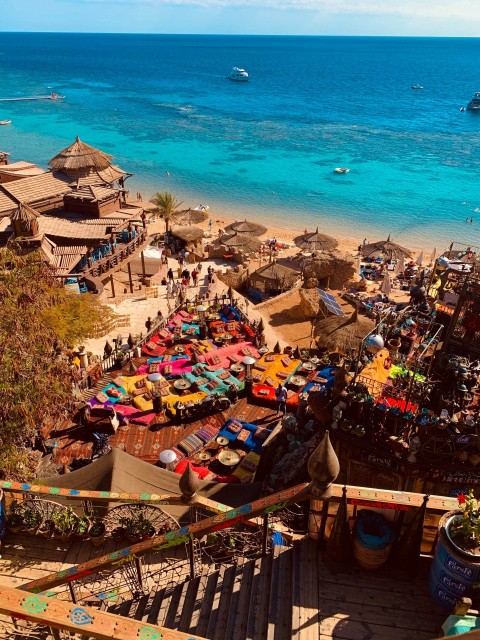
[294,227,338,252]
[49,136,113,171]
[313,309,375,355]
[362,235,412,260]
[224,219,267,237]
[173,208,209,226]
[10,201,40,223]
[171,226,204,243]
[216,231,261,253]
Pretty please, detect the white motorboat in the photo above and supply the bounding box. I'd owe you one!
[334,167,350,174]
[466,92,480,111]
[227,67,249,82]
[0,120,11,125]
[193,204,209,212]
[411,84,424,90]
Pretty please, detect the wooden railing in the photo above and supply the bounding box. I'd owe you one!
[82,229,148,279]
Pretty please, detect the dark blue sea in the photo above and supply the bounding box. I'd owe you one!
[1,32,480,248]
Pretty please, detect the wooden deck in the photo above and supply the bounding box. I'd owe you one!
[0,534,446,639]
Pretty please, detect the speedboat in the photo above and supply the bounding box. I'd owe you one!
[466,92,480,111]
[0,120,11,125]
[227,67,249,82]
[334,167,350,174]
[411,84,424,90]
[193,204,209,212]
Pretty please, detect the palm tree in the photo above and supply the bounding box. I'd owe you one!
[149,191,183,233]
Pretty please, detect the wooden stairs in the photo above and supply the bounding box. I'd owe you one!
[107,538,441,640]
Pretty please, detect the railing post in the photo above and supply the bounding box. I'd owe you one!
[68,581,77,604]
[188,537,195,580]
[261,513,269,556]
[307,431,340,545]
[135,556,144,590]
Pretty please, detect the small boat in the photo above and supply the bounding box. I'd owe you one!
[0,120,11,125]
[193,204,209,212]
[411,84,424,90]
[227,67,249,82]
[334,167,350,174]
[466,92,480,111]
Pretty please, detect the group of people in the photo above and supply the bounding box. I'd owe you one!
[162,255,216,304]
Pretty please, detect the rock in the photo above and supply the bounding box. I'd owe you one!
[299,288,321,318]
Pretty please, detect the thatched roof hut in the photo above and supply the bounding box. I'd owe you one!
[49,136,113,171]
[313,309,374,354]
[362,235,412,260]
[10,202,40,237]
[171,225,205,243]
[225,219,267,236]
[294,228,338,252]
[216,231,261,253]
[173,208,209,226]
[250,261,299,293]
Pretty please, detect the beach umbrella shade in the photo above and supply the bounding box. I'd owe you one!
[416,250,424,267]
[362,235,412,260]
[171,226,205,243]
[313,309,375,355]
[216,231,261,253]
[429,247,437,265]
[173,208,209,226]
[380,272,392,296]
[224,219,267,237]
[294,227,338,252]
[49,136,113,171]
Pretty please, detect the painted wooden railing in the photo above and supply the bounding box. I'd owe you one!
[0,585,207,640]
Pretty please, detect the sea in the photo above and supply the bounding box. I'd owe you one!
[0,32,480,249]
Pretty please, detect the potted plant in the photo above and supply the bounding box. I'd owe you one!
[22,506,43,535]
[430,491,480,610]
[74,513,92,540]
[119,512,155,543]
[89,518,106,546]
[51,507,77,542]
[6,501,24,534]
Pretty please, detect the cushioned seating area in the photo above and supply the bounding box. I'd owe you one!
[132,395,153,412]
[177,433,205,456]
[252,353,301,386]
[232,451,261,483]
[252,384,276,404]
[217,418,271,454]
[184,367,243,395]
[219,305,241,322]
[162,390,207,414]
[199,342,260,370]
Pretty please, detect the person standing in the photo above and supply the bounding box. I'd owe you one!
[192,268,199,287]
[166,281,173,299]
[145,317,152,332]
[167,267,174,282]
[275,383,288,416]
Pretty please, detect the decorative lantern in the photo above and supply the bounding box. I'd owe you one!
[364,334,384,353]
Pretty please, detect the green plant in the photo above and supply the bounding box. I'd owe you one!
[6,500,24,529]
[74,514,91,537]
[51,507,77,535]
[452,492,480,550]
[119,512,154,539]
[23,506,42,530]
[89,520,105,538]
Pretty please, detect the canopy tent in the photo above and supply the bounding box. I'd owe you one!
[40,448,261,523]
[215,231,261,253]
[173,208,209,226]
[362,235,412,260]
[250,261,299,294]
[224,219,267,237]
[294,227,338,252]
[314,309,375,355]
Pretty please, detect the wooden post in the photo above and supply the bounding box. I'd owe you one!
[261,513,269,556]
[141,251,146,279]
[110,274,116,299]
[188,537,195,580]
[127,262,134,294]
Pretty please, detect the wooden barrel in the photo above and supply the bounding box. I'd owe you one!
[429,511,480,610]
[352,510,396,571]
[353,538,393,570]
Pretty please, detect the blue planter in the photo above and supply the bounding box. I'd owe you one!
[429,511,480,610]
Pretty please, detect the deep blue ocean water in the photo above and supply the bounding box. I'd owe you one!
[0,32,480,248]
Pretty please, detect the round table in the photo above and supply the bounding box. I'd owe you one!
[221,333,234,343]
[230,364,245,375]
[175,345,186,354]
[290,375,307,388]
[301,361,316,372]
[218,449,241,467]
[216,436,229,447]
[174,379,192,391]
[198,451,211,466]
[309,357,320,366]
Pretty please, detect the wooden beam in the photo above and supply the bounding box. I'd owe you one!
[0,585,206,640]
[127,262,133,294]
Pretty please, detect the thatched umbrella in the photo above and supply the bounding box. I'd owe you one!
[362,235,412,260]
[313,309,375,355]
[216,232,261,253]
[171,226,204,243]
[250,261,299,293]
[49,136,113,171]
[173,208,209,226]
[225,219,267,237]
[294,227,338,252]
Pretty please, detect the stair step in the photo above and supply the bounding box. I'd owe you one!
[267,546,284,640]
[164,580,190,629]
[209,564,237,640]
[247,552,273,640]
[187,567,211,634]
[177,576,201,633]
[274,545,293,640]
[294,538,319,640]
[156,584,180,628]
[196,570,220,638]
[230,557,256,640]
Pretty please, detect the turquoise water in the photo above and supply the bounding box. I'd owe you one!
[0,33,480,247]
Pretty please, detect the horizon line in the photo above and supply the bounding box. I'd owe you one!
[1,31,480,38]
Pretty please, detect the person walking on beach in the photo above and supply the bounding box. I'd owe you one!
[192,268,199,287]
[275,383,288,416]
[167,267,174,282]
[145,317,152,332]
[172,281,179,298]
[166,281,173,299]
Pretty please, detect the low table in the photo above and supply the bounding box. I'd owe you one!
[197,451,212,466]
[290,375,307,388]
[174,379,192,391]
[218,449,241,467]
[216,436,229,447]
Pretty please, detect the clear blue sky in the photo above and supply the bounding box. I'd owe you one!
[0,0,479,36]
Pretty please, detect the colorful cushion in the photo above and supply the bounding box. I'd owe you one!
[281,356,291,367]
[113,376,124,387]
[265,354,275,362]
[107,387,122,399]
[149,363,160,374]
[135,379,147,389]
[265,376,275,387]
[164,365,173,375]
[95,392,108,403]
[237,429,250,443]
[227,355,240,364]
[146,341,157,351]
[254,363,267,372]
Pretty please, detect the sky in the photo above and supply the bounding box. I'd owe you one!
[0,0,480,36]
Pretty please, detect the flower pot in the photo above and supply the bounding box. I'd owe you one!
[429,511,480,610]
[37,522,54,539]
[7,523,22,534]
[89,523,106,546]
[54,528,73,543]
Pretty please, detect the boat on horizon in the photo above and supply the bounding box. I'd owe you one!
[193,204,209,212]
[411,84,424,90]
[466,92,480,111]
[334,167,350,174]
[0,120,11,125]
[227,67,249,82]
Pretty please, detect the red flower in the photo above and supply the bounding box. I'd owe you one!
[458,494,466,506]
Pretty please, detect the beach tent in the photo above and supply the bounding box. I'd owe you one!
[40,448,262,523]
[173,208,209,226]
[429,247,437,265]
[314,309,375,355]
[224,219,267,237]
[362,235,412,260]
[249,260,299,294]
[294,227,338,252]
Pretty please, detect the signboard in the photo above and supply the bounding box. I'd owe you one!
[441,470,480,486]
[360,450,397,471]
[350,498,411,511]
